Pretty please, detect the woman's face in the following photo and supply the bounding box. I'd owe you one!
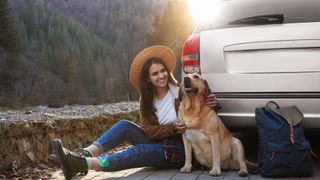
[148,63,168,89]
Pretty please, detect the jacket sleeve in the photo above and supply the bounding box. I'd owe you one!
[140,115,177,140]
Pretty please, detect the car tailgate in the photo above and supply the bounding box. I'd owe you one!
[199,22,320,128]
[200,22,320,93]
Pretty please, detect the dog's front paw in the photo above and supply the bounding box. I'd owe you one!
[180,165,192,173]
[238,169,248,177]
[209,168,221,176]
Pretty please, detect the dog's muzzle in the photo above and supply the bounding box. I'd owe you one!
[183,77,198,94]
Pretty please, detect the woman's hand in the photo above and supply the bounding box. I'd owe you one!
[203,93,219,108]
[174,119,187,133]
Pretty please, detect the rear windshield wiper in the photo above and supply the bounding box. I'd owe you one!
[228,14,284,25]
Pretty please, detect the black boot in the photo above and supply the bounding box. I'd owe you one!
[52,139,89,180]
[48,148,92,175]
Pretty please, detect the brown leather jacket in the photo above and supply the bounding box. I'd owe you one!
[139,83,218,141]
[140,98,181,140]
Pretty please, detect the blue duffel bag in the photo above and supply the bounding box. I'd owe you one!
[255,101,313,178]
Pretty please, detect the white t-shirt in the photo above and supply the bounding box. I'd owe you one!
[154,83,179,125]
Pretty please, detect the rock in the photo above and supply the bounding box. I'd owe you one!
[23,123,32,133]
[9,122,20,136]
[6,160,19,172]
[36,141,43,152]
[17,139,30,154]
[27,151,36,162]
[26,152,36,163]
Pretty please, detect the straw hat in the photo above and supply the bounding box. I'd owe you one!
[130,45,176,89]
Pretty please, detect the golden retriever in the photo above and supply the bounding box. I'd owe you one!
[178,73,254,176]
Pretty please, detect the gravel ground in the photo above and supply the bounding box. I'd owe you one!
[0,101,140,122]
[0,163,58,180]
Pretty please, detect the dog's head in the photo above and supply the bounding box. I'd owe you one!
[181,73,211,98]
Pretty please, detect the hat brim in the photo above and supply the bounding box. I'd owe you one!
[130,45,176,89]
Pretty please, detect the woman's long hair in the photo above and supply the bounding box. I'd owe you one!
[139,57,177,119]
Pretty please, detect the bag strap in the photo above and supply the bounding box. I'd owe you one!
[266,101,280,109]
[265,101,296,144]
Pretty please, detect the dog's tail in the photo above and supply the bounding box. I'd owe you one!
[245,159,259,174]
[245,159,257,169]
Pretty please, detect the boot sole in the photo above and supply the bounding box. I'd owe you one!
[52,139,74,180]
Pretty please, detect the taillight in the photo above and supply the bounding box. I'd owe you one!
[182,36,200,74]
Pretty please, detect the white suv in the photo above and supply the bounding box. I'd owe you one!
[181,0,320,130]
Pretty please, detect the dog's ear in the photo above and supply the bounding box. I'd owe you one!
[204,80,213,97]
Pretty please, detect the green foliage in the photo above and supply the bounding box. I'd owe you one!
[0,0,20,55]
[14,0,117,98]
[1,0,195,107]
[0,0,21,98]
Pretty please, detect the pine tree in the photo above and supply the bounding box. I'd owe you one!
[0,0,21,103]
[0,0,20,54]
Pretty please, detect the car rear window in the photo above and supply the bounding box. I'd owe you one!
[195,0,320,33]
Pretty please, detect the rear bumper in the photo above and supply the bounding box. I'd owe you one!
[216,96,320,129]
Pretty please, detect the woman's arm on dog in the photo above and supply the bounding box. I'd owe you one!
[203,93,221,111]
[174,120,187,133]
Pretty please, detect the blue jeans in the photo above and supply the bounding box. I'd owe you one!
[92,120,185,171]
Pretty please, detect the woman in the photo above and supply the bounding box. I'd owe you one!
[52,45,219,180]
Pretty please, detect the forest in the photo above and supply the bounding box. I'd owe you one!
[0,0,195,107]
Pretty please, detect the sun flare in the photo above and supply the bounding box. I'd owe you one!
[186,0,221,23]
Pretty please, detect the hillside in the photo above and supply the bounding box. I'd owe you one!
[1,0,193,107]
[5,0,167,106]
